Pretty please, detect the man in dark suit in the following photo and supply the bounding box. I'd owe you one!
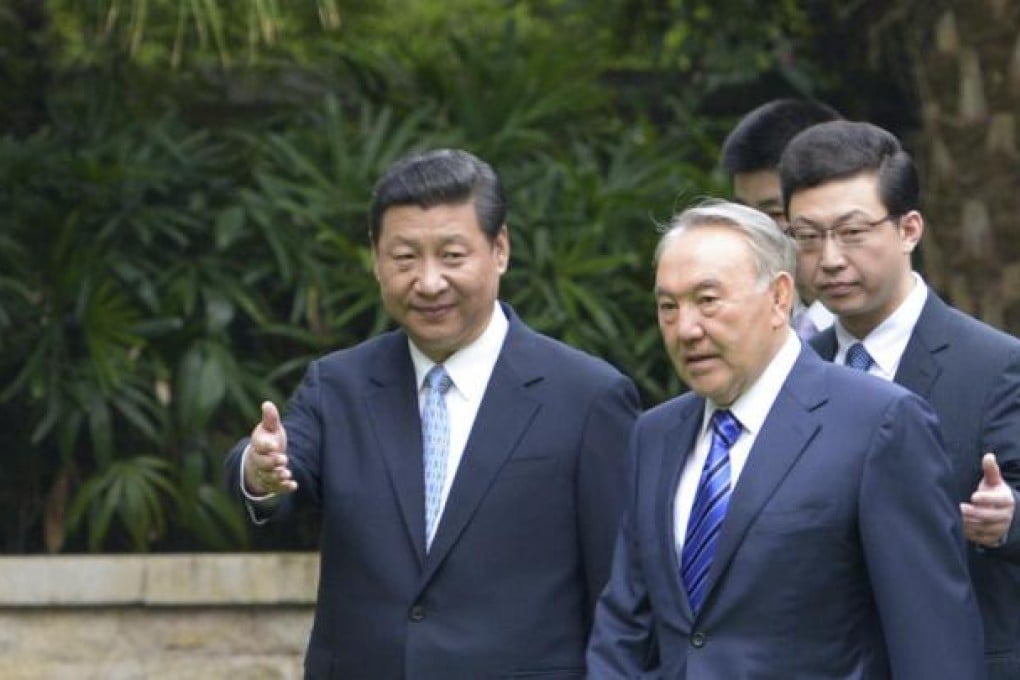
[780,120,1020,679]
[225,148,640,679]
[586,200,983,678]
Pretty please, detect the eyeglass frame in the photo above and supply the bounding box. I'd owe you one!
[786,213,901,252]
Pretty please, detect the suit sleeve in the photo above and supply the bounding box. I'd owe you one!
[577,373,641,618]
[979,346,1020,562]
[224,360,325,522]
[586,421,660,677]
[859,392,985,678]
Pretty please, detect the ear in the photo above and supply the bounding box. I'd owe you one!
[899,210,924,253]
[770,271,795,328]
[494,225,510,274]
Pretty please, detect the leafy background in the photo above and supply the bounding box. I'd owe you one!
[0,0,926,553]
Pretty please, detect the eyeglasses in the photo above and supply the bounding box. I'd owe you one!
[789,215,898,252]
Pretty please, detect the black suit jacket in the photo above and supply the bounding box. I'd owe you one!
[225,304,640,679]
[812,290,1020,679]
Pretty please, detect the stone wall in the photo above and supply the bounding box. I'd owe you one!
[0,553,318,679]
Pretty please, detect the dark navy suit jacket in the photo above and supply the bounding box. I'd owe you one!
[812,290,1020,679]
[226,304,639,679]
[587,346,984,679]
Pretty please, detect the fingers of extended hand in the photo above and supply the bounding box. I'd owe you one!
[960,501,1011,546]
[251,426,286,456]
[249,451,297,494]
[247,402,294,494]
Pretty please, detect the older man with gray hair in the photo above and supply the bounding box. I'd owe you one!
[587,200,983,678]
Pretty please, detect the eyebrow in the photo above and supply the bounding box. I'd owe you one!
[387,233,470,247]
[654,278,721,298]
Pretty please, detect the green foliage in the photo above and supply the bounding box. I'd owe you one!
[0,0,829,552]
[66,455,177,552]
[47,0,343,67]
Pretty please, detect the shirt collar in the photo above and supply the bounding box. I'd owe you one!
[409,301,509,400]
[804,298,835,331]
[702,329,802,439]
[834,272,927,374]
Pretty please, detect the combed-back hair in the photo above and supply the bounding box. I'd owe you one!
[369,148,507,245]
[655,200,797,290]
[778,120,919,216]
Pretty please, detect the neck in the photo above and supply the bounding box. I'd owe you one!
[841,270,915,339]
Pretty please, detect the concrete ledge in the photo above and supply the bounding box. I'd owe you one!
[0,552,319,607]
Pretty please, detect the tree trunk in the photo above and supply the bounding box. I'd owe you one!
[906,0,1020,334]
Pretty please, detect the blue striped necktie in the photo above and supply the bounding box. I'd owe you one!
[681,409,741,613]
[845,342,874,372]
[422,365,452,550]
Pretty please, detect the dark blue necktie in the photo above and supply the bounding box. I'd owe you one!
[681,409,741,613]
[845,342,874,372]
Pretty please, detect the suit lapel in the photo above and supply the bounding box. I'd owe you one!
[364,335,428,564]
[894,292,948,398]
[655,398,705,622]
[421,316,542,584]
[699,349,826,614]
[808,326,837,361]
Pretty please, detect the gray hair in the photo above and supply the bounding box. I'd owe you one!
[654,199,797,290]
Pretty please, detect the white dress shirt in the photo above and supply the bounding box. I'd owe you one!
[804,299,836,333]
[408,302,508,528]
[674,330,802,552]
[833,272,928,381]
[792,299,835,339]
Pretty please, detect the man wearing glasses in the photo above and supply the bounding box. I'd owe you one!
[780,120,1020,680]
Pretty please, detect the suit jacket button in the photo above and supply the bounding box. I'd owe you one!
[409,604,426,622]
[690,632,706,648]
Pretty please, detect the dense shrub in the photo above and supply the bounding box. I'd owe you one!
[1,1,821,552]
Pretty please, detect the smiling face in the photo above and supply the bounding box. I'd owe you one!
[655,223,792,406]
[373,201,509,362]
[788,173,921,338]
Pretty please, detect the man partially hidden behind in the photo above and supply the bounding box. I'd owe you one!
[781,120,1020,679]
[721,98,841,339]
[225,148,640,679]
[586,200,983,678]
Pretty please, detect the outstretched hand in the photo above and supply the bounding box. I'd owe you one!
[960,453,1014,547]
[244,401,298,496]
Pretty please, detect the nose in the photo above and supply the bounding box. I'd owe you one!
[818,232,846,270]
[414,258,448,296]
[673,304,705,343]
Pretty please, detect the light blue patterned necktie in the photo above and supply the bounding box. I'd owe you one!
[845,342,874,372]
[422,365,453,550]
[681,409,741,614]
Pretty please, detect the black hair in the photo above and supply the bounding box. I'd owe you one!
[369,148,507,245]
[721,98,842,175]
[778,120,919,216]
